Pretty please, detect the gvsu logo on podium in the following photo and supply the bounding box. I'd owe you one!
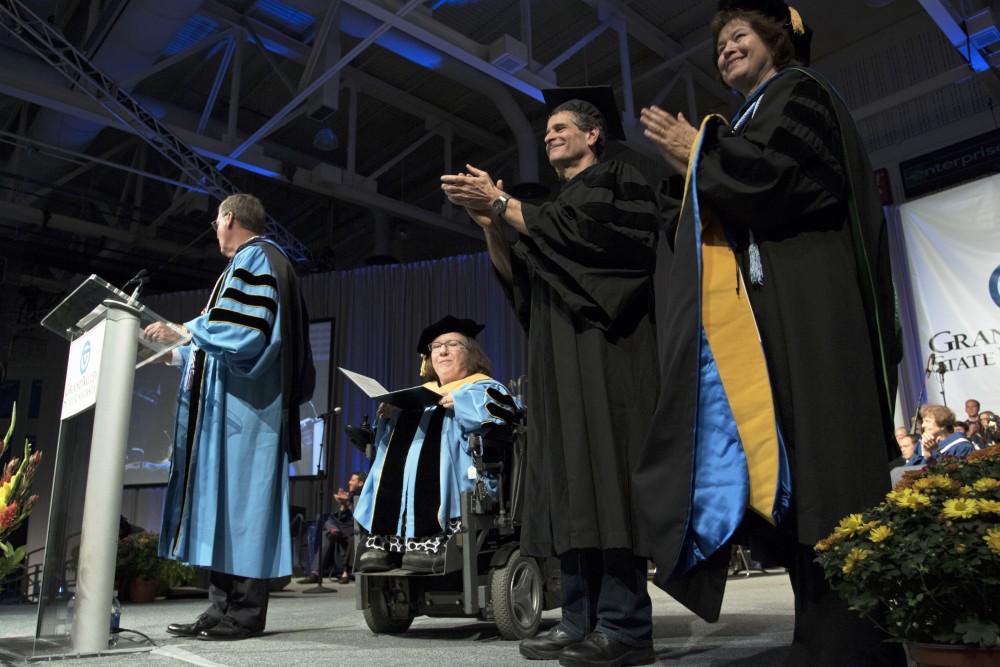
[79,341,92,375]
[991,265,1000,309]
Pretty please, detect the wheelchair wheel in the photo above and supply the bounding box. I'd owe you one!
[363,578,415,634]
[491,549,543,639]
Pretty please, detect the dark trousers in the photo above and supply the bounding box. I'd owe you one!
[559,549,652,648]
[206,571,269,632]
[315,530,353,575]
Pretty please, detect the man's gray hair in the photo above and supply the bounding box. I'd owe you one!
[219,194,266,234]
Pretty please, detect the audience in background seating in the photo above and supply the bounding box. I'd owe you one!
[920,404,974,461]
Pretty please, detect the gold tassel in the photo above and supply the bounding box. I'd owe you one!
[788,6,805,35]
[419,354,430,377]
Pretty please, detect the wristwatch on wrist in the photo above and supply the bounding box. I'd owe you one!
[491,193,511,217]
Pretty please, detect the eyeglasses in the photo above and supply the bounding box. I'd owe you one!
[429,340,466,352]
[210,210,231,231]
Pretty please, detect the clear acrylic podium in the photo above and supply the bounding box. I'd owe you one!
[0,275,187,661]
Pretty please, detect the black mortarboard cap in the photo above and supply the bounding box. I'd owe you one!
[417,315,485,354]
[716,0,813,65]
[541,85,626,141]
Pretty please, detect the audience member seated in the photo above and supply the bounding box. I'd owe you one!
[979,411,1000,447]
[966,420,987,449]
[920,404,974,461]
[299,472,366,584]
[353,315,513,574]
[890,433,923,469]
[964,398,981,423]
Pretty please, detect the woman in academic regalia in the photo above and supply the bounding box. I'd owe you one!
[352,316,512,574]
[635,2,904,665]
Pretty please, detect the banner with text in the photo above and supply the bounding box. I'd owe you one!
[899,174,1000,418]
[61,319,106,420]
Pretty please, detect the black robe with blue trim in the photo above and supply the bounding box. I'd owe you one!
[634,68,901,621]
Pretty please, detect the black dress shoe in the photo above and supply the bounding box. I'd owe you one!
[357,549,399,572]
[400,549,446,574]
[166,613,219,637]
[197,617,263,641]
[558,632,654,667]
[519,626,582,660]
[296,574,320,584]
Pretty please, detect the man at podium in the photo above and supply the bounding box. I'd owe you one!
[143,194,313,641]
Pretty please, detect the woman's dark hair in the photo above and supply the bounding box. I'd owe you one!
[710,9,797,74]
[420,336,493,382]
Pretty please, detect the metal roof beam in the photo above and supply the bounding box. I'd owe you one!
[0,199,217,259]
[0,0,310,261]
[212,0,426,172]
[342,0,549,101]
[581,0,726,106]
[202,2,508,152]
[917,0,990,71]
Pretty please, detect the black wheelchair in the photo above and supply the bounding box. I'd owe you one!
[347,407,561,640]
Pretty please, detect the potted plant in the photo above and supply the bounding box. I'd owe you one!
[0,404,42,587]
[156,555,196,597]
[115,531,162,602]
[816,446,1000,665]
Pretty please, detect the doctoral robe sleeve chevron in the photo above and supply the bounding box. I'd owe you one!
[449,380,512,434]
[696,72,847,230]
[515,160,659,330]
[185,244,279,376]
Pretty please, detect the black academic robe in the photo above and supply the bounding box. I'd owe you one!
[635,68,901,621]
[257,240,314,463]
[505,159,660,557]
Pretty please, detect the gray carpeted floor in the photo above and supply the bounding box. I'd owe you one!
[0,571,870,666]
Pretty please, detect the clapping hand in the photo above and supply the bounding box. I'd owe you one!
[639,106,697,174]
[440,164,503,210]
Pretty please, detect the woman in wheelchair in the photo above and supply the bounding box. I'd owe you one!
[353,315,513,574]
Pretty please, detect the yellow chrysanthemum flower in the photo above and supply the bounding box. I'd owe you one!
[887,488,932,510]
[868,525,892,543]
[940,497,980,520]
[914,475,957,492]
[833,513,871,538]
[842,547,871,575]
[973,478,1000,493]
[977,499,1000,514]
[959,485,975,496]
[985,528,1000,556]
[814,538,832,553]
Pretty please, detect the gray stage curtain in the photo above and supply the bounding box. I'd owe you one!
[146,251,527,487]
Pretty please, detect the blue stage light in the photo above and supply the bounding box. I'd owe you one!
[255,0,315,33]
[163,15,220,56]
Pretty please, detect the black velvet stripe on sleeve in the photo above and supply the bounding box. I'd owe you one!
[769,79,845,199]
[232,267,277,289]
[220,287,278,317]
[578,200,660,235]
[208,307,273,340]
[579,171,660,231]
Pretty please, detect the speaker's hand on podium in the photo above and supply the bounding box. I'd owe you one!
[144,321,189,345]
